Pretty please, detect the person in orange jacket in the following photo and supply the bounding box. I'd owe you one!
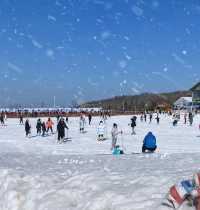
[46,117,54,134]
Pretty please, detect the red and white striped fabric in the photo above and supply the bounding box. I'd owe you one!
[167,183,188,209]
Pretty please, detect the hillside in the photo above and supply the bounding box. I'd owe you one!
[81,91,191,111]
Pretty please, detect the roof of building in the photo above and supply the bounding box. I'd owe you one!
[174,97,192,105]
[190,82,200,91]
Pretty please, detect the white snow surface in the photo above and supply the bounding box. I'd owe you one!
[0,114,200,210]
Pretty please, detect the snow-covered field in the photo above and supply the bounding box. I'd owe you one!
[0,114,200,210]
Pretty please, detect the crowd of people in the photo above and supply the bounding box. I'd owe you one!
[0,110,199,154]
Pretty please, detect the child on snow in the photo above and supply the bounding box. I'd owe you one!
[46,118,54,134]
[79,115,86,133]
[111,123,122,150]
[42,121,46,136]
[36,118,42,135]
[165,172,200,210]
[97,120,105,141]
[112,145,124,155]
[130,116,137,135]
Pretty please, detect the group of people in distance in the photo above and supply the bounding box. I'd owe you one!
[23,112,158,154]
[25,117,55,137]
[25,117,70,143]
[173,111,194,126]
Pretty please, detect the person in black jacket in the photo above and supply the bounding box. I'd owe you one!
[19,115,23,125]
[36,119,42,135]
[57,118,69,143]
[42,121,46,136]
[130,116,137,135]
[88,113,92,125]
[25,119,31,137]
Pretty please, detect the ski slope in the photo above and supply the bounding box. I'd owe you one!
[0,114,200,210]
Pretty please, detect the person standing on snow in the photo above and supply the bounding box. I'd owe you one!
[130,116,137,135]
[88,113,92,125]
[36,118,42,135]
[155,114,160,124]
[144,113,147,122]
[46,117,54,134]
[111,123,122,150]
[79,115,86,133]
[142,132,157,153]
[0,114,5,125]
[25,119,31,137]
[42,121,46,136]
[184,113,187,124]
[189,112,193,126]
[57,118,69,143]
[66,116,69,124]
[19,114,23,125]
[97,120,105,141]
[149,113,153,123]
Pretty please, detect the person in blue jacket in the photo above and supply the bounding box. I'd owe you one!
[142,132,157,153]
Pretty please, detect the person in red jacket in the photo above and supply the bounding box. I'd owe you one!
[46,117,54,134]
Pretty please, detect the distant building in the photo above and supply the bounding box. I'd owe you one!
[191,82,200,108]
[174,97,192,109]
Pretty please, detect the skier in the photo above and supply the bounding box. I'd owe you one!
[97,120,105,141]
[88,113,92,125]
[0,114,5,125]
[57,118,69,143]
[149,113,153,123]
[144,113,147,122]
[142,132,157,153]
[130,116,137,135]
[79,115,86,133]
[155,114,160,124]
[189,112,193,126]
[36,118,42,135]
[66,116,69,123]
[25,119,31,137]
[41,121,46,136]
[111,123,122,150]
[184,113,187,124]
[46,117,54,134]
[19,115,23,124]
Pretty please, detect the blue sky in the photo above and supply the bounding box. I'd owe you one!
[0,0,199,107]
